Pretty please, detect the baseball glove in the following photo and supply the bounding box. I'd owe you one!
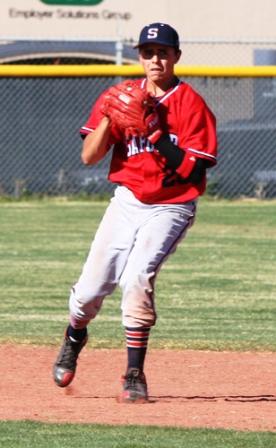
[101,80,162,143]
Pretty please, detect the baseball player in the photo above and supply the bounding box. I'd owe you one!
[53,22,217,403]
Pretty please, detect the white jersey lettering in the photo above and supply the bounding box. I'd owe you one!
[127,134,178,157]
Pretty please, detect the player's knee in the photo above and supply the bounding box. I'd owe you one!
[75,279,115,301]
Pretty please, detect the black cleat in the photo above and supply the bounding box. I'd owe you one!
[118,367,148,403]
[53,334,87,387]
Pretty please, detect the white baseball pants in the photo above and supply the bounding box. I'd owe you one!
[69,186,197,329]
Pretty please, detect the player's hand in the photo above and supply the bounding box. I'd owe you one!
[100,80,163,143]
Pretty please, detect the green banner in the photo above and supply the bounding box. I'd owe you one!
[40,0,103,5]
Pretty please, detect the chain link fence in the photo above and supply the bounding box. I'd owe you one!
[0,40,276,199]
[1,75,276,199]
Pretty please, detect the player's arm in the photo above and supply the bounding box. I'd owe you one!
[81,116,112,165]
[154,135,208,184]
[80,87,123,166]
[153,101,217,184]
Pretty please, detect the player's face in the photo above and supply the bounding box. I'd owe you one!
[139,44,181,86]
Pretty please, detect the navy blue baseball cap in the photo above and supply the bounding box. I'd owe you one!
[134,22,180,49]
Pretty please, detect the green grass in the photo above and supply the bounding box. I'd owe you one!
[1,198,276,445]
[0,197,276,350]
[0,421,276,448]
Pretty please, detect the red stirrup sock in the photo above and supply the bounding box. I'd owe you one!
[125,327,151,372]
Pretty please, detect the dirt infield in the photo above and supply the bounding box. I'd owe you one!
[1,344,276,431]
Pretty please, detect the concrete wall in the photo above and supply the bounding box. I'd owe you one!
[0,0,275,42]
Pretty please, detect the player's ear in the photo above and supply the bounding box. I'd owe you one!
[175,49,182,63]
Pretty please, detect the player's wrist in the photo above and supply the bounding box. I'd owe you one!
[102,116,112,127]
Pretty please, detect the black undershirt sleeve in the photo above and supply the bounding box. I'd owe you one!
[154,134,207,184]
[154,134,184,169]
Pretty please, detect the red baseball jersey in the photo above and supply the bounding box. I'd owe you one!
[80,78,217,204]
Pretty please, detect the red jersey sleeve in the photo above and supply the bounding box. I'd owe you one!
[175,87,217,176]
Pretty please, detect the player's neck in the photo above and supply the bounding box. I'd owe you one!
[146,76,178,97]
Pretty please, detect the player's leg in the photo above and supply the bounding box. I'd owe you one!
[118,200,197,402]
[53,191,138,387]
